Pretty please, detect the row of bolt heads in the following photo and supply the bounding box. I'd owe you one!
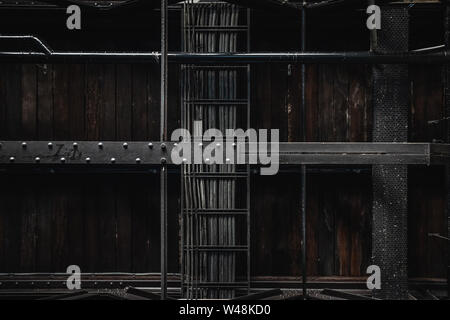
[2,141,235,164]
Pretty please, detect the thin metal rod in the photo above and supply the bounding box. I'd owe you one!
[246,7,251,296]
[160,0,168,300]
[3,49,450,64]
[301,3,307,299]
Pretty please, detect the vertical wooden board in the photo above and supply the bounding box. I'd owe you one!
[270,65,287,140]
[97,177,117,272]
[335,186,350,276]
[335,174,370,276]
[37,64,54,140]
[348,65,368,142]
[251,174,302,276]
[306,175,319,275]
[0,64,6,139]
[251,65,271,131]
[19,184,37,272]
[410,65,444,143]
[68,64,86,140]
[85,64,101,140]
[5,64,23,140]
[0,176,21,272]
[0,178,5,271]
[424,167,446,278]
[363,65,372,142]
[315,174,335,275]
[250,175,273,276]
[66,178,84,272]
[21,64,37,140]
[408,167,428,277]
[51,176,69,272]
[147,63,160,141]
[53,64,70,140]
[131,175,160,272]
[317,65,335,142]
[286,64,301,142]
[409,167,447,278]
[36,180,53,272]
[334,65,349,142]
[410,66,427,142]
[132,65,148,141]
[146,176,161,272]
[305,65,319,142]
[116,64,132,141]
[116,180,132,272]
[100,64,116,140]
[286,174,302,276]
[349,175,372,276]
[83,178,100,272]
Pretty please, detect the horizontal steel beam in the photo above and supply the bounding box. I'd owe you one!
[0,141,448,166]
[1,50,450,64]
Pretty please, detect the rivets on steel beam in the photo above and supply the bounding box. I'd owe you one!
[48,142,53,149]
[123,142,128,149]
[60,157,66,163]
[35,157,40,163]
[161,157,167,164]
[136,158,141,164]
[226,158,231,163]
[148,142,153,149]
[98,142,103,149]
[182,158,188,164]
[9,156,15,163]
[111,158,116,164]
[21,142,27,149]
[86,157,91,164]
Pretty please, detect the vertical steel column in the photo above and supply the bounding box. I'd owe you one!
[160,0,168,300]
[246,7,251,296]
[300,3,307,299]
[444,0,450,298]
[371,4,409,300]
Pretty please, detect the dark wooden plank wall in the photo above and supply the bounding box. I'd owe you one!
[0,63,180,273]
[251,63,372,277]
[0,63,447,278]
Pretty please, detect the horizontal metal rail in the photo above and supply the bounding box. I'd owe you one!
[1,51,450,64]
[0,141,448,165]
[2,33,450,64]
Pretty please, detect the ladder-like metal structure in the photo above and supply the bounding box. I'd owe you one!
[180,1,251,299]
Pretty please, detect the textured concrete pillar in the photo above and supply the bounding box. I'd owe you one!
[371,5,409,300]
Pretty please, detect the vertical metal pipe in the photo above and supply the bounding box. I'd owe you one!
[246,7,252,296]
[160,0,168,300]
[301,3,307,299]
[444,0,450,297]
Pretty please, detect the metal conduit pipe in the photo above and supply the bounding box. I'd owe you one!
[1,50,450,64]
